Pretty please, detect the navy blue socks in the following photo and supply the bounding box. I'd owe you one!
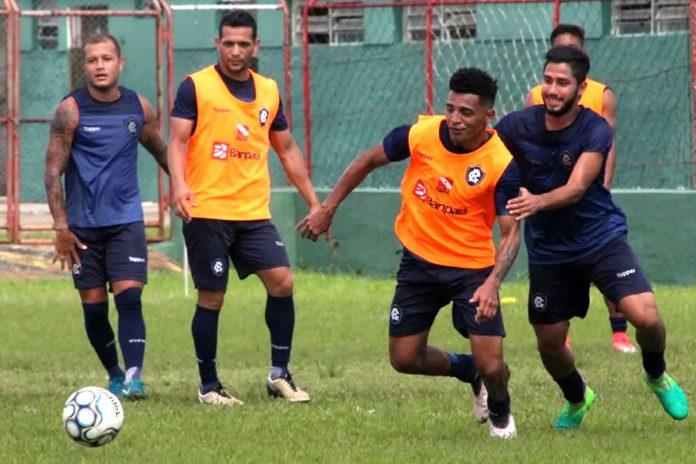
[192,305,221,391]
[610,316,628,333]
[555,368,586,404]
[642,350,666,379]
[265,295,295,378]
[446,352,477,383]
[82,301,122,379]
[114,288,146,383]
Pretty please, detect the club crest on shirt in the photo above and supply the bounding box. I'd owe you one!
[466,166,485,186]
[560,151,575,170]
[124,118,139,137]
[259,108,269,126]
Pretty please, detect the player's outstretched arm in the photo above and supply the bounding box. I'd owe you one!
[296,143,391,242]
[138,95,169,175]
[167,116,195,222]
[44,97,86,270]
[602,89,618,190]
[270,129,321,213]
[506,151,604,220]
[472,214,520,323]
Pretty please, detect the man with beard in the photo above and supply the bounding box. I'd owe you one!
[526,24,634,353]
[495,46,688,429]
[299,68,520,439]
[44,34,169,399]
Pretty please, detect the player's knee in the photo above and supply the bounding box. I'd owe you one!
[198,291,225,309]
[114,287,143,313]
[536,336,564,358]
[476,357,506,381]
[268,274,294,297]
[389,350,419,374]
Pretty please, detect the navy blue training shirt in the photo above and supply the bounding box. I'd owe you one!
[171,64,288,133]
[65,86,145,228]
[495,106,628,264]
[382,121,520,216]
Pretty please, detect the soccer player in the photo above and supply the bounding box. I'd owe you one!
[525,24,634,353]
[168,10,320,405]
[298,68,520,438]
[496,46,688,428]
[44,34,169,399]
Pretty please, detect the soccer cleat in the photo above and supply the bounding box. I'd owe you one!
[644,372,688,420]
[198,385,244,405]
[612,332,637,353]
[553,386,596,429]
[107,376,125,398]
[489,414,516,439]
[472,380,489,424]
[266,373,311,403]
[122,379,147,400]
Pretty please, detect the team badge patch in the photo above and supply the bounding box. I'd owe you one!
[72,264,82,277]
[436,177,454,194]
[211,258,226,277]
[124,118,138,137]
[466,166,485,186]
[413,179,427,200]
[560,151,575,170]
[211,142,229,160]
[532,293,547,312]
[390,306,403,325]
[259,108,269,126]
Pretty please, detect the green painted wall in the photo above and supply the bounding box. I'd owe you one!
[261,189,696,285]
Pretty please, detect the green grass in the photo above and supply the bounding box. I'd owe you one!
[1,272,694,463]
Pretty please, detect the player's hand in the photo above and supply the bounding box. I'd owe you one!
[296,204,333,242]
[53,228,87,271]
[470,280,500,324]
[171,181,195,223]
[506,187,542,221]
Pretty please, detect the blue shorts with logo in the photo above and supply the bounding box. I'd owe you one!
[528,234,653,324]
[71,221,148,290]
[389,248,506,338]
[183,218,290,291]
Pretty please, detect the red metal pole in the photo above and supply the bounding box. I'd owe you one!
[162,0,175,240]
[553,0,560,26]
[691,0,696,187]
[280,0,292,130]
[152,1,166,241]
[8,0,19,243]
[425,0,433,114]
[302,1,313,178]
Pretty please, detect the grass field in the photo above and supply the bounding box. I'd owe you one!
[1,271,694,463]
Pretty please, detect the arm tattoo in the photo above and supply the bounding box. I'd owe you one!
[492,241,520,283]
[140,123,169,175]
[44,102,76,228]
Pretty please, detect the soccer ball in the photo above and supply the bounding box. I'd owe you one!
[62,386,124,447]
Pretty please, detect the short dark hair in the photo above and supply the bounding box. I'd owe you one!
[544,46,590,84]
[83,34,121,57]
[449,68,498,107]
[550,24,585,47]
[219,10,257,39]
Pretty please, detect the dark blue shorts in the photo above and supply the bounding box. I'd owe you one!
[70,221,148,290]
[528,234,653,324]
[183,218,290,291]
[389,249,506,338]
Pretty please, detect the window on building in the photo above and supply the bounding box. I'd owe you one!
[613,0,689,35]
[34,0,59,49]
[293,0,364,45]
[405,4,476,42]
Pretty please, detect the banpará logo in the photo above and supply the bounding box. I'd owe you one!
[532,293,547,312]
[211,258,225,277]
[390,306,402,324]
[466,166,485,186]
[413,180,427,200]
[259,108,269,126]
[124,118,138,137]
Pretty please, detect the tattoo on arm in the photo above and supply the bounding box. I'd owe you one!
[140,121,169,175]
[492,241,520,283]
[44,101,77,228]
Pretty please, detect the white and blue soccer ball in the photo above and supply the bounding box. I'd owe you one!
[62,386,124,447]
